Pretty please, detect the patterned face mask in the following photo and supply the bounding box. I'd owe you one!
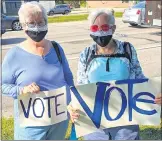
[90,34,113,47]
[25,30,48,42]
[25,23,48,42]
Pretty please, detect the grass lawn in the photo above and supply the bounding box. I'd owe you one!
[1,117,161,140]
[1,117,14,140]
[48,12,123,23]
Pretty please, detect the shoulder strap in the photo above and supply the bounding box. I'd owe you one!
[86,47,90,63]
[123,42,132,62]
[51,41,62,64]
[85,48,95,72]
[85,42,132,72]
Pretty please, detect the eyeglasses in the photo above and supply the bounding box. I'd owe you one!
[24,20,47,28]
[90,24,112,32]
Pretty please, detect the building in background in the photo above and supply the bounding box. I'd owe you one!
[38,1,56,13]
[86,1,130,8]
[1,0,146,15]
[145,0,161,27]
[2,0,55,15]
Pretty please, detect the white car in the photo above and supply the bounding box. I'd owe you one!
[122,1,146,26]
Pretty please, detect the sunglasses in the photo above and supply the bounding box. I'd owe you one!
[90,24,112,32]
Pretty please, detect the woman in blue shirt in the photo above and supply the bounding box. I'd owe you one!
[2,1,74,140]
[68,9,161,140]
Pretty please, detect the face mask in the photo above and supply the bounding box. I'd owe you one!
[25,30,48,42]
[90,34,112,47]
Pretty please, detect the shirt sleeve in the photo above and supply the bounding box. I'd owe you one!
[77,47,89,85]
[129,43,146,79]
[57,44,74,87]
[2,49,22,99]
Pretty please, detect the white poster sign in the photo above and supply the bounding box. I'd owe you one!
[18,86,67,127]
[71,78,161,137]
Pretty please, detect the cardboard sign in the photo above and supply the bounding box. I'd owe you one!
[18,86,67,127]
[70,78,161,137]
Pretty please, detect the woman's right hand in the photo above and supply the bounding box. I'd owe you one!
[67,104,80,123]
[22,82,40,94]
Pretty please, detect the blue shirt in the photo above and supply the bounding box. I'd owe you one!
[2,43,74,98]
[2,42,74,139]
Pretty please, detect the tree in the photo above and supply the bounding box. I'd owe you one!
[55,0,64,4]
[64,0,80,8]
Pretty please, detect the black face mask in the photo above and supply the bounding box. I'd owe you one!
[90,34,112,47]
[25,30,48,42]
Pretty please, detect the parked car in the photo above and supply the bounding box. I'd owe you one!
[47,4,71,16]
[122,1,146,26]
[1,14,22,31]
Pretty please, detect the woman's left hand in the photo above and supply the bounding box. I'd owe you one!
[154,94,162,105]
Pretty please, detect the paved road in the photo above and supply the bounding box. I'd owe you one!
[1,18,161,117]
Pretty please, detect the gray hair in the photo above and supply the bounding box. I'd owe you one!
[18,1,47,25]
[88,9,115,25]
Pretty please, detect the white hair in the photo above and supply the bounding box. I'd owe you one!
[88,9,115,25]
[18,1,47,25]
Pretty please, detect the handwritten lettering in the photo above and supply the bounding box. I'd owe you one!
[19,93,65,118]
[71,79,157,128]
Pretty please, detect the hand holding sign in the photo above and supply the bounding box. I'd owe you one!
[22,82,40,94]
[154,94,162,105]
[67,103,80,123]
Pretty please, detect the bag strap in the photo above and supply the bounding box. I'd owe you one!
[85,48,95,72]
[51,41,62,64]
[85,42,132,72]
[123,42,132,62]
[85,47,90,63]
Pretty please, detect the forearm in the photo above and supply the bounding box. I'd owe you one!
[2,84,23,99]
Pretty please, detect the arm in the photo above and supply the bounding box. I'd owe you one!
[68,48,90,122]
[2,50,22,99]
[129,43,146,79]
[77,48,89,85]
[58,44,74,87]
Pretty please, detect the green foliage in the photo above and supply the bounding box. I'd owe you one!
[139,125,162,140]
[48,14,88,23]
[64,0,80,8]
[55,0,65,4]
[114,12,123,17]
[48,12,123,23]
[80,0,86,8]
[1,117,14,140]
[1,117,162,140]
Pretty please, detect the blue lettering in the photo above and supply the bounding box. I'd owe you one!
[71,79,157,127]
[115,79,156,121]
[44,96,56,118]
[104,87,127,121]
[55,93,66,116]
[33,98,45,118]
[71,82,110,128]
[133,92,157,115]
[19,98,32,118]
